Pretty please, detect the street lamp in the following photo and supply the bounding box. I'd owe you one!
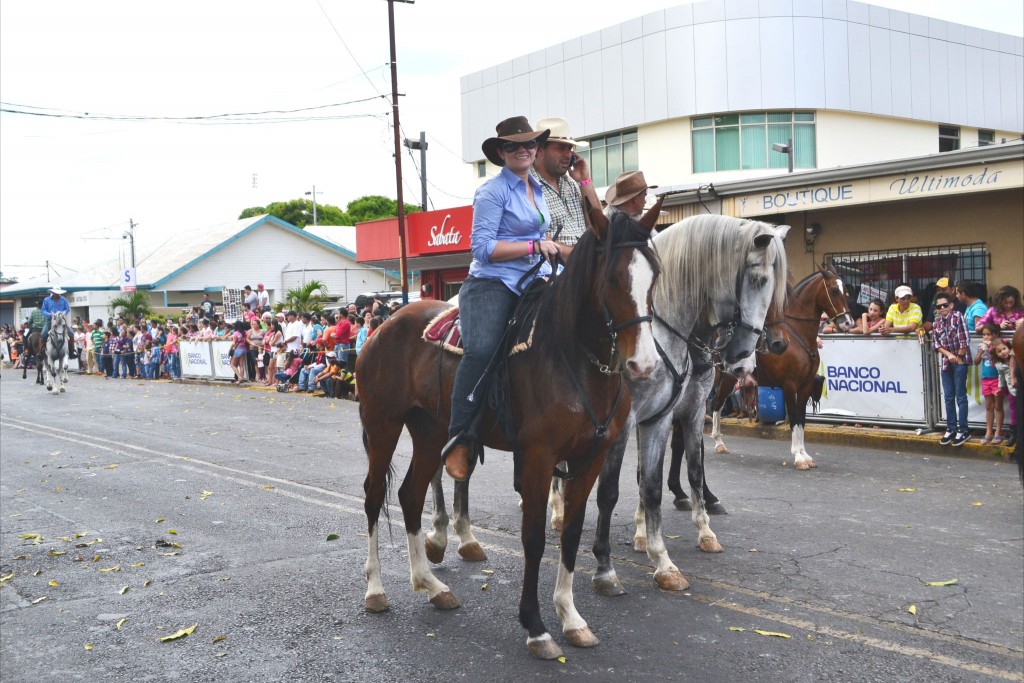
[304,186,321,226]
[388,0,414,305]
[771,138,794,173]
[403,131,428,211]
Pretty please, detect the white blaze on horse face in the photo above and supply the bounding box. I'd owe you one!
[626,250,658,379]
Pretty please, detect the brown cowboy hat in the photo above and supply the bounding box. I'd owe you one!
[481,116,550,167]
[605,170,657,206]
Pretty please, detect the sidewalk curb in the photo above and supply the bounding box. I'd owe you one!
[714,418,1016,462]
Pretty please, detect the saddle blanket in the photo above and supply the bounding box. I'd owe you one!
[421,305,535,357]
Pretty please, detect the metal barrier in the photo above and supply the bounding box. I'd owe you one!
[809,334,1013,432]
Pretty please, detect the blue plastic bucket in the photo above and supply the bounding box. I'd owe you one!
[757,386,786,423]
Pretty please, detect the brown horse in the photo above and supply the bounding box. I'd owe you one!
[21,331,44,384]
[704,263,855,468]
[357,206,661,660]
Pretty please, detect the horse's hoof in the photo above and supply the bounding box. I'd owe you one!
[429,591,460,610]
[794,461,811,470]
[424,537,446,564]
[633,536,647,553]
[808,460,817,469]
[699,536,724,553]
[527,635,564,660]
[673,497,692,512]
[654,569,690,591]
[706,502,728,516]
[715,444,729,454]
[564,627,599,648]
[592,574,626,597]
[458,542,487,562]
[364,593,390,613]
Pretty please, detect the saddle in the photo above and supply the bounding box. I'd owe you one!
[421,305,537,357]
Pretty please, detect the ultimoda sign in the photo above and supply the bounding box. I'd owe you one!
[734,159,1023,217]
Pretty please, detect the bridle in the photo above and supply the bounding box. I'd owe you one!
[710,261,769,355]
[783,274,850,326]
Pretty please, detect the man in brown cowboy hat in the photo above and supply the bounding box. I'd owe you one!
[530,117,602,250]
[605,171,658,219]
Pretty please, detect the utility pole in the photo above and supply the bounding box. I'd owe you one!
[124,219,137,269]
[403,131,428,211]
[304,186,321,226]
[388,0,414,305]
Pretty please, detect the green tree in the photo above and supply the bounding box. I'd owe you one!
[108,291,153,321]
[282,279,330,314]
[239,200,351,228]
[346,195,421,223]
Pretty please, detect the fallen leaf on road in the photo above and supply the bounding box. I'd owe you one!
[213,635,226,644]
[557,656,567,663]
[971,502,983,507]
[48,580,58,587]
[119,586,130,595]
[908,604,917,615]
[130,562,145,568]
[168,529,178,535]
[0,572,14,583]
[155,518,165,524]
[159,623,198,642]
[31,597,47,604]
[754,630,791,639]
[728,627,746,632]
[12,555,27,561]
[116,618,127,630]
[143,580,153,588]
[481,583,489,590]
[19,533,43,544]
[105,464,119,470]
[666,534,681,539]
[263,485,274,490]
[897,488,916,493]
[98,566,121,573]
[84,643,93,650]
[326,534,340,541]
[925,578,959,587]
[481,569,494,575]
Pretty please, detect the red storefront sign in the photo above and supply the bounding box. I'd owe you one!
[356,205,473,262]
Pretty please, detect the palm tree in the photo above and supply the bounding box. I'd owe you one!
[108,291,153,322]
[283,279,330,314]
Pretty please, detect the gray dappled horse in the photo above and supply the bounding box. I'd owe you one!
[43,311,70,395]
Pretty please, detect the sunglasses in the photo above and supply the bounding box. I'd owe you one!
[935,302,951,309]
[500,139,538,153]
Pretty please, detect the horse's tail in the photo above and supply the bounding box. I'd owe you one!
[810,374,825,412]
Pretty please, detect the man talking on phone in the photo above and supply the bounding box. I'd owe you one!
[530,117,602,257]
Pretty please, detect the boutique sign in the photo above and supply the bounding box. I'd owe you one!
[734,160,1022,217]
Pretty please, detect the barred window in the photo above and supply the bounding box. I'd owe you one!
[693,111,816,173]
[578,130,638,188]
[826,243,989,309]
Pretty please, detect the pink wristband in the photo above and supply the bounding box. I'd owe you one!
[580,178,592,187]
[528,240,534,256]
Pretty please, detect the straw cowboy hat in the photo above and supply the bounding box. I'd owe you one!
[48,286,67,295]
[605,171,658,206]
[534,117,588,148]
[481,116,550,166]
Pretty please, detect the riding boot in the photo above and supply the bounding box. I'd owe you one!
[441,435,471,481]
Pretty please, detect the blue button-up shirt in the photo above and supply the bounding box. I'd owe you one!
[41,295,70,319]
[469,166,551,293]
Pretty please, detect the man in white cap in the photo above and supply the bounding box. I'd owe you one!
[531,117,602,252]
[41,286,77,356]
[605,171,658,220]
[880,284,923,336]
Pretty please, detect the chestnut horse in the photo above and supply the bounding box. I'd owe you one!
[702,264,854,469]
[357,206,661,660]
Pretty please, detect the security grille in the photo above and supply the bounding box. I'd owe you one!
[825,243,989,308]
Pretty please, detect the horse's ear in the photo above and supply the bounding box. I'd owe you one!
[775,225,791,241]
[753,233,772,249]
[638,194,665,233]
[585,196,609,241]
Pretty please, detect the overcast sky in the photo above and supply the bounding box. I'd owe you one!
[1,0,1021,282]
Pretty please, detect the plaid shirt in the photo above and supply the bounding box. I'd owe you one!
[531,168,586,246]
[931,309,969,371]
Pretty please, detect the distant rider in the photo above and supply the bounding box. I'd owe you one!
[40,286,77,358]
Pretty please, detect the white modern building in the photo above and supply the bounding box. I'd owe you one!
[459,0,1024,302]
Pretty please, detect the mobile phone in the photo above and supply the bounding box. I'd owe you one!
[570,154,578,166]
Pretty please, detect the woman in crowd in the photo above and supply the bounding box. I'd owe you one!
[441,115,556,481]
[976,285,1024,332]
[974,323,1004,445]
[164,325,181,379]
[247,318,266,383]
[262,322,284,386]
[849,298,886,335]
[228,320,249,384]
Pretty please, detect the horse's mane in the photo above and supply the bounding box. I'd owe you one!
[789,264,837,297]
[533,214,659,360]
[653,215,788,322]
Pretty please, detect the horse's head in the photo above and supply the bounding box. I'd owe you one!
[816,262,855,332]
[51,311,67,331]
[581,197,661,381]
[711,223,790,366]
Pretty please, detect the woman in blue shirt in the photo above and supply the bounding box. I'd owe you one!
[443,116,559,481]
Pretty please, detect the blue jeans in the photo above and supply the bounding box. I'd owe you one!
[940,362,969,434]
[114,354,129,378]
[299,363,325,390]
[448,276,519,438]
[166,353,180,378]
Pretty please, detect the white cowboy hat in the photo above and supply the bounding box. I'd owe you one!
[534,117,589,148]
[49,286,67,295]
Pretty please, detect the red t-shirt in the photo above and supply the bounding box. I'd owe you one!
[335,319,352,344]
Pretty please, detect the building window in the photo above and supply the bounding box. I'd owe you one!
[826,243,989,313]
[978,129,994,147]
[692,112,816,173]
[939,125,960,152]
[578,130,638,188]
[476,161,486,178]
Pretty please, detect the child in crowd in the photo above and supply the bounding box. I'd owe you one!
[932,291,970,446]
[149,342,162,380]
[974,323,1003,445]
[275,349,303,391]
[141,342,154,379]
[991,339,1017,447]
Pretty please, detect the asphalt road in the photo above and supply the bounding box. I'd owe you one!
[1,373,1022,683]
